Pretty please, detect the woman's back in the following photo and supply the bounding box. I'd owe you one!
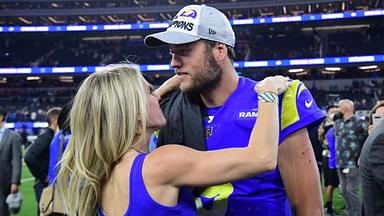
[99,152,196,216]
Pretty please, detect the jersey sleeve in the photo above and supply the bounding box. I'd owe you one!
[326,127,336,152]
[48,132,61,184]
[279,80,325,143]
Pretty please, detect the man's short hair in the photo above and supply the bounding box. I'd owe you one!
[0,108,7,122]
[47,107,61,125]
[203,40,236,63]
[58,102,72,132]
[326,105,338,113]
[339,99,354,111]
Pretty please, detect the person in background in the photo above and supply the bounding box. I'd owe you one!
[360,100,384,216]
[308,123,324,179]
[48,102,72,184]
[57,64,290,216]
[367,100,384,134]
[0,108,22,216]
[20,124,30,148]
[334,99,368,216]
[24,107,61,215]
[145,4,325,215]
[318,105,340,215]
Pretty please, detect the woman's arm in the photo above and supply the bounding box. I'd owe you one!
[146,76,290,187]
[154,75,181,98]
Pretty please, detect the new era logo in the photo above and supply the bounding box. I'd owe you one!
[209,28,216,35]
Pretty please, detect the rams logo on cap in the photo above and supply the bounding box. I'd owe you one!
[179,8,197,18]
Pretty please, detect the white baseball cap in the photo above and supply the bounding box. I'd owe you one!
[144,5,235,47]
[6,192,23,214]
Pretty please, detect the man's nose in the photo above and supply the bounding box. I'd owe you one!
[170,54,181,69]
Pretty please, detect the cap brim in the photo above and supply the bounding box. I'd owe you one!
[144,31,201,47]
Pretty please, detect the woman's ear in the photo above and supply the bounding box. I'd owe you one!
[135,114,144,134]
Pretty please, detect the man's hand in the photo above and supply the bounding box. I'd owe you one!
[10,184,19,193]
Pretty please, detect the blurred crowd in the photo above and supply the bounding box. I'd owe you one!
[310,79,384,111]
[1,87,75,122]
[1,78,382,127]
[1,28,384,67]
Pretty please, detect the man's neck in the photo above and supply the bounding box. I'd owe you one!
[343,112,353,121]
[200,68,239,107]
[49,125,57,132]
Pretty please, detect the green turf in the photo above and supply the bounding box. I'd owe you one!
[324,187,346,216]
[16,165,37,216]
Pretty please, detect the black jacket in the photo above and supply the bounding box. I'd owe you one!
[360,121,384,216]
[24,128,54,181]
[157,90,206,151]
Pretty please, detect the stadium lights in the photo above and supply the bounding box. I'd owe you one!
[78,16,88,23]
[59,76,73,83]
[302,24,370,31]
[1,55,383,75]
[295,71,308,76]
[321,70,336,75]
[358,65,378,70]
[26,76,41,81]
[325,67,342,71]
[288,68,304,73]
[82,35,128,41]
[18,17,32,25]
[129,35,142,40]
[3,9,384,33]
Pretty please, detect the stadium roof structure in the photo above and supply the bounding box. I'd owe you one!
[0,0,381,25]
[0,0,382,80]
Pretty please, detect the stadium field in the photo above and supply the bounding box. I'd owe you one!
[16,165,37,216]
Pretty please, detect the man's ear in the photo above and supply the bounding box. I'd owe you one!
[368,124,373,134]
[213,43,227,61]
[52,117,58,125]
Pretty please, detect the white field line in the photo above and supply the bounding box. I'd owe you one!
[21,177,35,183]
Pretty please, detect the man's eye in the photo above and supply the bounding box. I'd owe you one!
[171,49,190,56]
[180,49,190,55]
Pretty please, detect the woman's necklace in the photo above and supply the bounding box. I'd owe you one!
[130,147,147,154]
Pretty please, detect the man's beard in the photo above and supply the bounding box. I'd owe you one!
[183,52,223,94]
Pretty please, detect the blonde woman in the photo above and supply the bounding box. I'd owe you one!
[57,64,290,216]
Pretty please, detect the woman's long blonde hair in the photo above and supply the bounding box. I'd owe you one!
[57,64,148,215]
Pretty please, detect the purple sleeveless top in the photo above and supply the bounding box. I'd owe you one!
[98,153,196,216]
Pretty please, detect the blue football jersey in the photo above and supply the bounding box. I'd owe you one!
[197,77,325,216]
